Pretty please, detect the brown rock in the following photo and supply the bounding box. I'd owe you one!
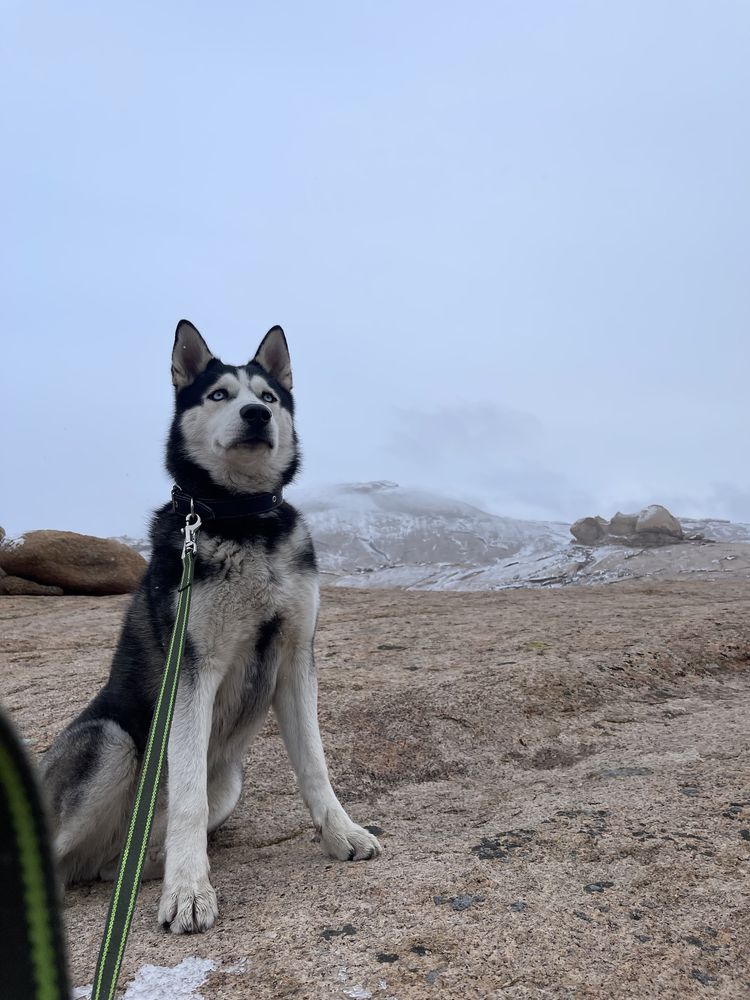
[636,505,683,539]
[631,531,682,548]
[609,511,638,536]
[0,530,147,595]
[0,575,64,596]
[570,516,609,545]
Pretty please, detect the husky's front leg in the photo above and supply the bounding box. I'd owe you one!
[273,647,381,862]
[158,667,221,933]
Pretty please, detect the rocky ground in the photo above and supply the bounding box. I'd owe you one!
[2,581,750,999]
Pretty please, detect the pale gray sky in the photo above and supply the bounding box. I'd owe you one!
[2,2,749,537]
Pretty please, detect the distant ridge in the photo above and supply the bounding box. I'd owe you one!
[113,482,750,590]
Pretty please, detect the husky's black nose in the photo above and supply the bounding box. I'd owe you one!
[240,404,272,427]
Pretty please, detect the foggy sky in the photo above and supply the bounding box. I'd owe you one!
[2,2,749,538]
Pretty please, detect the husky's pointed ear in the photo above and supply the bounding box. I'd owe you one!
[252,325,292,390]
[172,320,215,388]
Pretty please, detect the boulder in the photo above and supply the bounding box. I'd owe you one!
[633,531,682,548]
[636,505,683,539]
[0,575,64,596]
[0,531,147,595]
[608,512,638,537]
[570,516,609,545]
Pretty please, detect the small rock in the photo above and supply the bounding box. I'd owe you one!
[573,911,593,922]
[740,829,750,841]
[509,900,526,912]
[376,953,398,964]
[584,881,615,893]
[598,767,654,778]
[635,934,652,943]
[685,936,719,954]
[364,824,384,836]
[470,830,534,860]
[434,894,485,911]
[691,969,718,986]
[450,894,485,911]
[320,923,357,940]
[0,575,64,596]
[410,945,428,956]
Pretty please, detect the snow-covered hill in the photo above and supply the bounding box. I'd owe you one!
[289,482,750,590]
[115,482,750,590]
[290,481,570,586]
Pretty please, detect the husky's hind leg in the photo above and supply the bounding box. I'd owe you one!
[98,804,167,882]
[208,756,244,834]
[42,718,139,884]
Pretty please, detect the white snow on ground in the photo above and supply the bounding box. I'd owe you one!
[74,956,218,1000]
[680,517,750,543]
[113,481,750,591]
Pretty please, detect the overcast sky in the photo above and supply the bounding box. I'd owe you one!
[2,2,749,538]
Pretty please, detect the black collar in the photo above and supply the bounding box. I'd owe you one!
[171,485,283,520]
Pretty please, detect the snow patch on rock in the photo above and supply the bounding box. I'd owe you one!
[0,533,25,550]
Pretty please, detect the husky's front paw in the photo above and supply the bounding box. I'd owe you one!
[158,877,219,934]
[321,811,382,861]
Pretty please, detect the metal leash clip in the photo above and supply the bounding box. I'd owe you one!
[182,499,202,557]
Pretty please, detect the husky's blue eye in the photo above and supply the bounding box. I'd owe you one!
[261,391,276,403]
[208,388,228,402]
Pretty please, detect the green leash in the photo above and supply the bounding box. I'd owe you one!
[0,707,71,1000]
[91,512,201,1000]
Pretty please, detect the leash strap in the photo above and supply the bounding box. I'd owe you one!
[91,516,200,1000]
[0,707,71,1000]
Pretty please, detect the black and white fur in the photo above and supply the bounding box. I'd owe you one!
[43,321,381,933]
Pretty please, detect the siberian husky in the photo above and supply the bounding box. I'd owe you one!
[43,321,381,933]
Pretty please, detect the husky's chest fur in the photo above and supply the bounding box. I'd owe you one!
[189,533,284,661]
[184,523,318,751]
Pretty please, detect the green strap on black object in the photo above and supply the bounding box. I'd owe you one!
[0,707,71,1000]
[91,544,196,1000]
